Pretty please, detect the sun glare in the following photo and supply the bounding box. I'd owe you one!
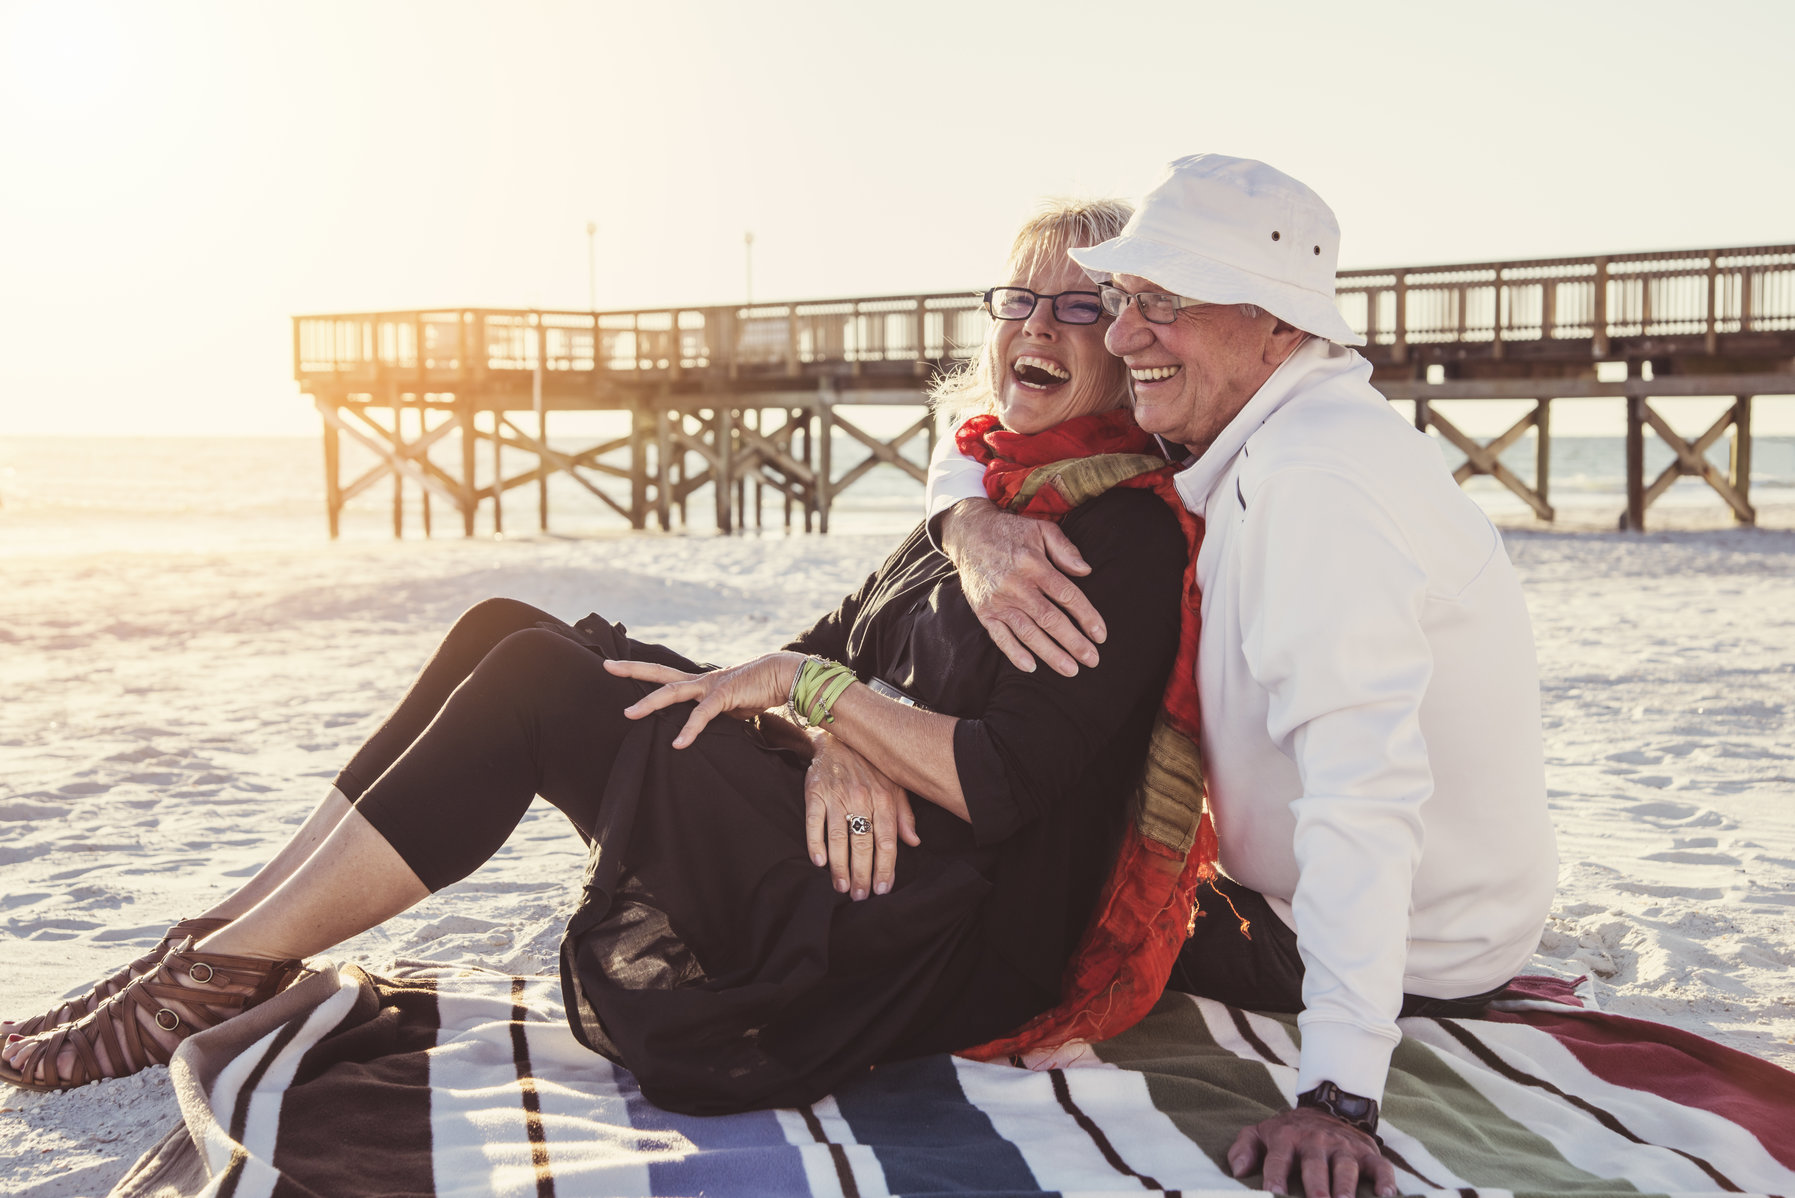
[2,1,133,121]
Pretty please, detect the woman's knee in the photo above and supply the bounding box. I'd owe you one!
[476,627,629,707]
[442,597,556,657]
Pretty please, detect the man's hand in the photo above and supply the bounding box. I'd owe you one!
[939,498,1105,677]
[804,730,919,901]
[1229,1108,1396,1198]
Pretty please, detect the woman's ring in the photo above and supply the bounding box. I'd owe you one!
[846,814,872,836]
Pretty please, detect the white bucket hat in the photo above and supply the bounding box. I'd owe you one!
[1069,154,1365,347]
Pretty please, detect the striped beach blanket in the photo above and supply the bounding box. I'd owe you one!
[110,962,1795,1198]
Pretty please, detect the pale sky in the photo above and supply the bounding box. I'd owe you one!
[2,0,1791,437]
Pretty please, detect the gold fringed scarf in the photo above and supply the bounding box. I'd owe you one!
[952,410,1218,1060]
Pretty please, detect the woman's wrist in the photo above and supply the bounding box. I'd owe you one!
[787,654,858,728]
[779,651,806,714]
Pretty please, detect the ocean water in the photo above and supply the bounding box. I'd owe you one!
[2,424,1792,556]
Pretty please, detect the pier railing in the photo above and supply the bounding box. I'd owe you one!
[1336,244,1795,362]
[294,293,990,388]
[295,243,1795,536]
[294,246,1795,388]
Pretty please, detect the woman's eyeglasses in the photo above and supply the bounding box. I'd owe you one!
[983,287,1106,325]
[1097,285,1213,325]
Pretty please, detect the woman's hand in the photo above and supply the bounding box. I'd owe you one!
[804,731,919,900]
[605,651,801,749]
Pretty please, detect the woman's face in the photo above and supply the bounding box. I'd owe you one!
[991,255,1127,435]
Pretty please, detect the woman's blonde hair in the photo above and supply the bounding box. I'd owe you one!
[930,197,1134,424]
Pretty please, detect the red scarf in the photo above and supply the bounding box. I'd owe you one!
[953,409,1219,1060]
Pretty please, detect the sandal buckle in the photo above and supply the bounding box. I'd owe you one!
[155,1008,181,1032]
[189,962,215,984]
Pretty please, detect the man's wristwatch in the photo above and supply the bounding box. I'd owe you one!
[1296,1081,1380,1139]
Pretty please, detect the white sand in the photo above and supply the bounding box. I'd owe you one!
[2,519,1793,1195]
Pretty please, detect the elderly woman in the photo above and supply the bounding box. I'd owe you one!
[3,200,1200,1114]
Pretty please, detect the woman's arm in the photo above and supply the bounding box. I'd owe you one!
[608,491,1184,842]
[605,651,968,817]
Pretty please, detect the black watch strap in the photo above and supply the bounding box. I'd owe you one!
[1296,1081,1380,1138]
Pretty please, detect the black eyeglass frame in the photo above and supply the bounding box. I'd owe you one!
[1098,284,1214,325]
[981,286,1107,326]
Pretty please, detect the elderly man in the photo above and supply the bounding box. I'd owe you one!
[922,155,1558,1196]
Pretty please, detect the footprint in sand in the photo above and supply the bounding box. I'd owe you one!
[1643,849,1742,866]
[7,917,102,939]
[118,856,211,876]
[105,745,165,764]
[0,801,67,821]
[411,915,504,941]
[47,863,108,881]
[1538,917,1629,979]
[1622,799,1734,829]
[400,914,517,962]
[1615,881,1726,901]
[92,922,184,945]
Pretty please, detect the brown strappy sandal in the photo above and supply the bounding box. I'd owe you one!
[1,916,233,1040]
[0,941,301,1092]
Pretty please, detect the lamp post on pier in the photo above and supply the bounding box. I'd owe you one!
[585,220,598,311]
[744,229,754,306]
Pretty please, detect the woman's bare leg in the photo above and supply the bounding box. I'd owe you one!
[199,805,430,961]
[2,806,428,1076]
[4,623,641,1082]
[198,786,357,921]
[0,786,356,1035]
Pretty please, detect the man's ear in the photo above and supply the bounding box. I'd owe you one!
[1262,319,1306,367]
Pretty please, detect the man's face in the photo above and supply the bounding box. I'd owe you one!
[1103,273,1295,455]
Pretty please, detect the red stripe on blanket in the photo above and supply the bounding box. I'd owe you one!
[1488,1006,1795,1169]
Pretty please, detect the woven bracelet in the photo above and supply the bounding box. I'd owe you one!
[790,657,856,727]
[807,666,858,726]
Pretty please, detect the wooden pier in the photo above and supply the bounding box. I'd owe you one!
[294,243,1795,535]
[1339,243,1794,527]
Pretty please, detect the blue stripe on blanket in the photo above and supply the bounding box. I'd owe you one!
[619,1068,815,1197]
[835,1055,1039,1195]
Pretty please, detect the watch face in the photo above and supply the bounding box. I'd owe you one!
[1300,1083,1379,1134]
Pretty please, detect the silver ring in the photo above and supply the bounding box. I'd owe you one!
[846,814,872,836]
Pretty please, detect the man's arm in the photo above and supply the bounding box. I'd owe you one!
[1229,467,1433,1198]
[924,425,1106,677]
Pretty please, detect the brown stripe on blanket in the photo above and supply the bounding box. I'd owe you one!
[1435,1018,1746,1193]
[1047,1067,1164,1190]
[509,976,556,1198]
[214,1009,312,1198]
[269,967,442,1197]
[796,1104,862,1198]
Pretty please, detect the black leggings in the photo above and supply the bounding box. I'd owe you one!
[334,599,689,892]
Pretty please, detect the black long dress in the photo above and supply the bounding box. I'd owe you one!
[558,487,1185,1113]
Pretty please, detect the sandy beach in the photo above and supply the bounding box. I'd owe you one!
[2,498,1793,1194]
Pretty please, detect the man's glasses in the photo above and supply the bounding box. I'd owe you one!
[983,287,1106,325]
[1098,285,1213,325]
